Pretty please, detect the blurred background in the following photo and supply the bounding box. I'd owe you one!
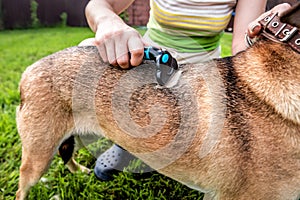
[0,0,299,30]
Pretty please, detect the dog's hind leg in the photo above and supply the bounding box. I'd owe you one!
[16,146,56,200]
[15,102,72,200]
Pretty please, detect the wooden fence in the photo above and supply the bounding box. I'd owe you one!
[0,0,149,30]
[1,0,90,29]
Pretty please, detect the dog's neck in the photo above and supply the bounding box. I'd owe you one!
[234,41,300,125]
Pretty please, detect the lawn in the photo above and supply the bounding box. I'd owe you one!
[0,26,232,200]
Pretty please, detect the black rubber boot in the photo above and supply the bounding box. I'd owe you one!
[94,144,135,181]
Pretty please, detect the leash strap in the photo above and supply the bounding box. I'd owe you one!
[259,13,300,53]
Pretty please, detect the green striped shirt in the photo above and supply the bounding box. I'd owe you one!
[147,0,236,52]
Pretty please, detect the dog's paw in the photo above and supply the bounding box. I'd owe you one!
[79,165,92,175]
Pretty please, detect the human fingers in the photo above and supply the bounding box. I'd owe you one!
[112,29,144,68]
[127,35,144,67]
[247,3,292,38]
[94,43,108,63]
[95,30,119,67]
[115,36,130,69]
[113,29,143,69]
[104,38,118,67]
[275,3,292,17]
[95,27,143,68]
[94,30,109,63]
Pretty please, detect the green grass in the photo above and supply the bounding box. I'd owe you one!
[0,26,232,200]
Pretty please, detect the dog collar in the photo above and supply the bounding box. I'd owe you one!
[259,12,300,53]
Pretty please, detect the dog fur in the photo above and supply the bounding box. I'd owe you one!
[16,4,300,200]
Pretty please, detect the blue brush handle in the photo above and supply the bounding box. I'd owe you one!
[143,47,178,69]
[143,46,179,86]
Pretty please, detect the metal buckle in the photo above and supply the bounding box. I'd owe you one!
[279,27,298,42]
[295,38,300,46]
[275,23,287,36]
[244,33,254,47]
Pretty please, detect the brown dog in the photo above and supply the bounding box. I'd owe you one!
[16,4,300,200]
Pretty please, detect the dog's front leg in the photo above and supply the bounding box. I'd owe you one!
[59,136,91,174]
[68,136,91,174]
[65,158,91,174]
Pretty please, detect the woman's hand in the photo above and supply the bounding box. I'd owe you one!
[85,0,145,69]
[94,16,144,69]
[247,3,292,39]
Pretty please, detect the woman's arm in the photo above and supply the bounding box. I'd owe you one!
[86,0,133,32]
[232,0,267,55]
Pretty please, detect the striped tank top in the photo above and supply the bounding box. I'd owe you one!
[147,0,237,52]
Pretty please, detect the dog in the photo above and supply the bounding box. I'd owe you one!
[16,3,300,200]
